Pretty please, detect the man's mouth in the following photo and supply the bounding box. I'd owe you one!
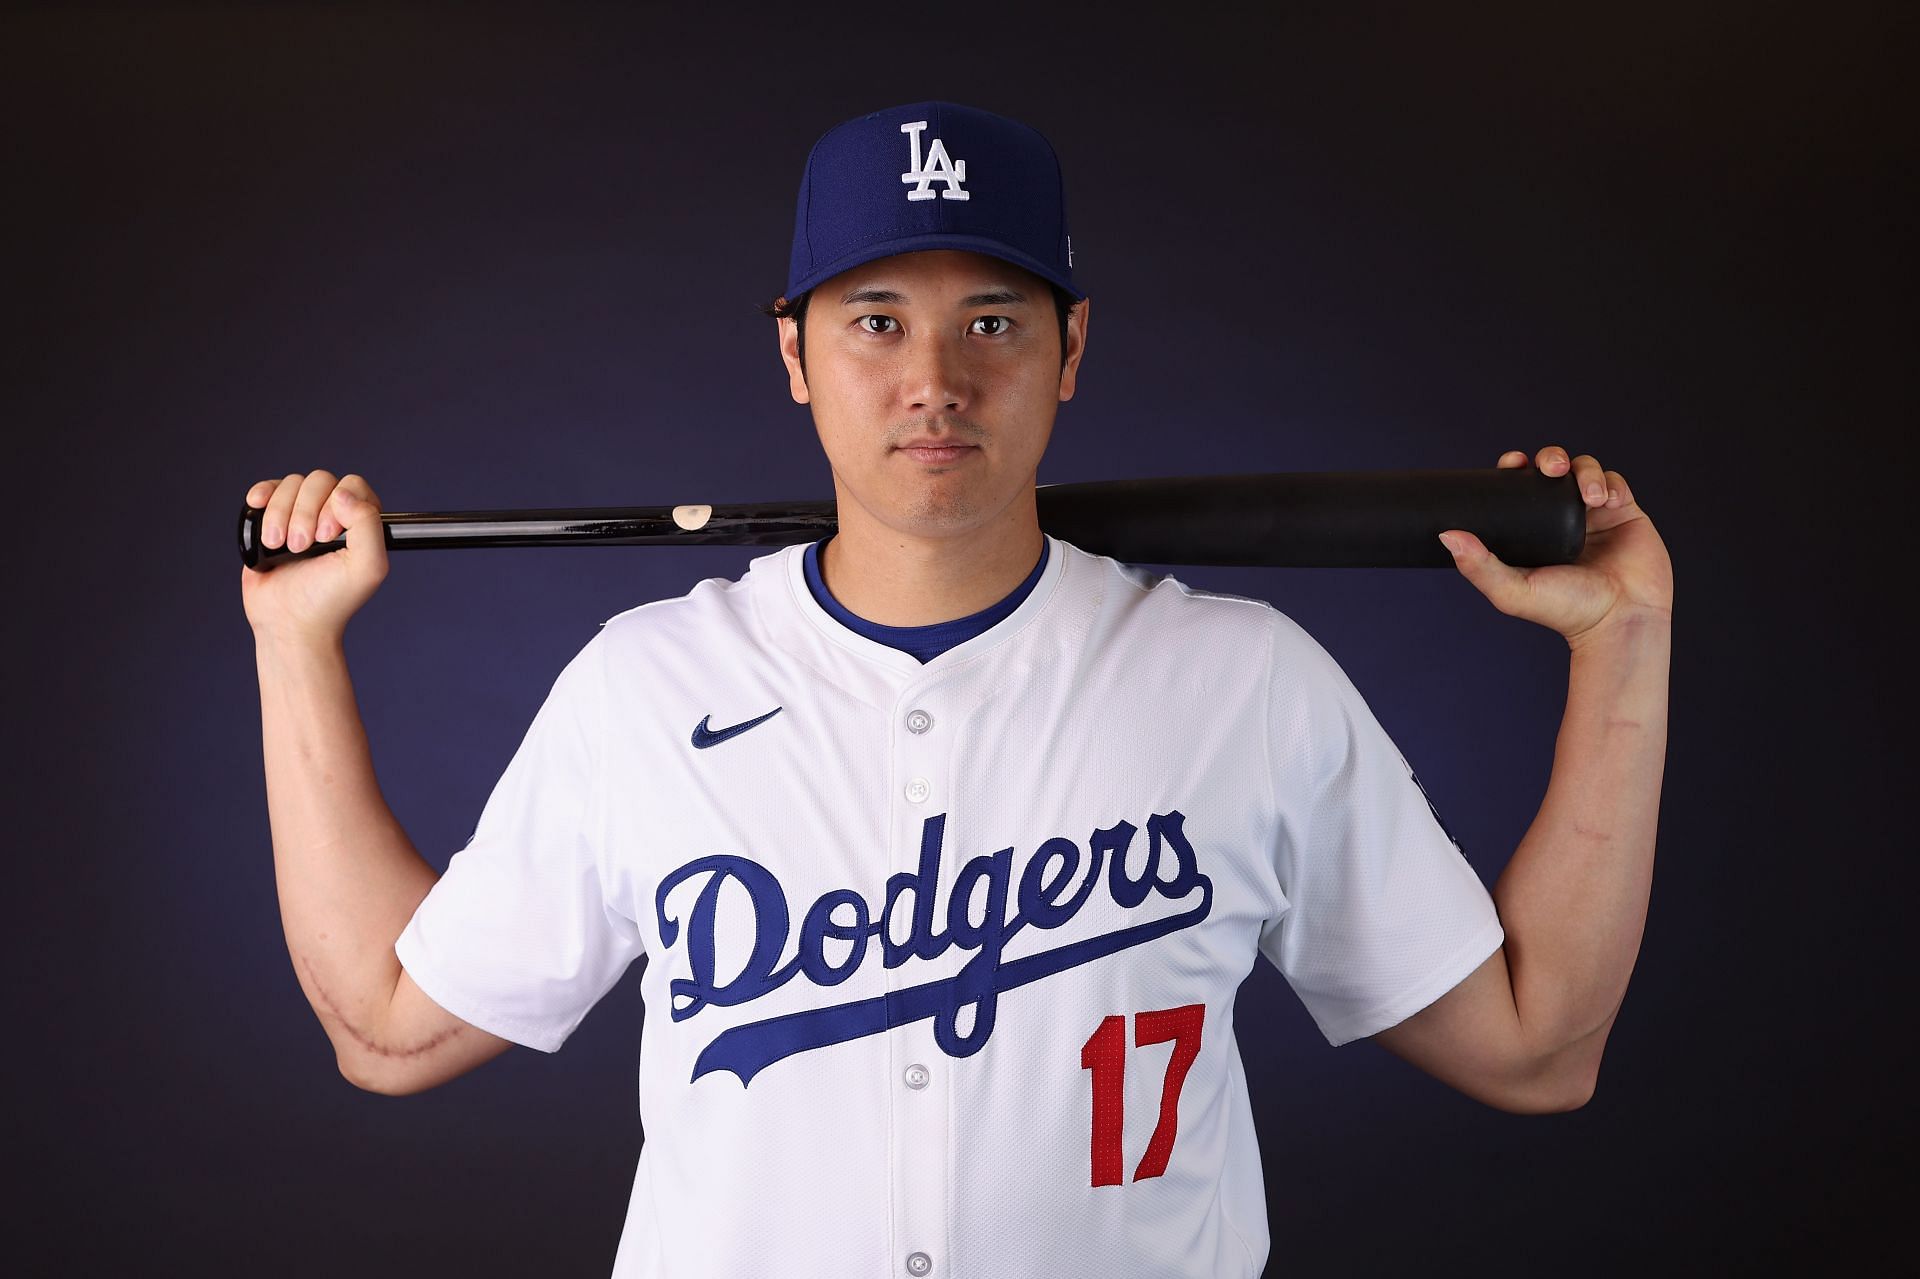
[897,443,977,464]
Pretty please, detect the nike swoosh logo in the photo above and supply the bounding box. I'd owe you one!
[691,706,783,749]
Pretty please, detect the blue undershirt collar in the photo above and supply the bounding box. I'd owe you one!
[801,536,1051,664]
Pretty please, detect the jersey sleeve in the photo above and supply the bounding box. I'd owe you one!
[1256,613,1504,1047]
[394,630,644,1053]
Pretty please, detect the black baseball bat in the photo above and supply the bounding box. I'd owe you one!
[237,468,1585,571]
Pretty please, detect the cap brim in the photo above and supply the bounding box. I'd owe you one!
[788,232,1085,303]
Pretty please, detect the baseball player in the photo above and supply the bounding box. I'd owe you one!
[243,102,1673,1278]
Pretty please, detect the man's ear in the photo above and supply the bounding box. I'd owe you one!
[1058,295,1090,402]
[777,313,810,404]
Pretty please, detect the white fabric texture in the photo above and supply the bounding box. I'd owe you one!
[394,537,1502,1279]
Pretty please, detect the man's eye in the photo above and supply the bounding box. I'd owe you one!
[971,316,1011,336]
[858,315,898,334]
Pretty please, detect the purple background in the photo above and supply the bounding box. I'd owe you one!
[5,3,1905,1273]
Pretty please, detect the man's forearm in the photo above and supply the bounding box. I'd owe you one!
[1492,605,1672,1076]
[256,634,438,1073]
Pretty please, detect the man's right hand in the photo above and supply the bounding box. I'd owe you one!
[241,472,475,1092]
[240,470,390,642]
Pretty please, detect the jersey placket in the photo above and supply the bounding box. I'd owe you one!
[886,673,960,1279]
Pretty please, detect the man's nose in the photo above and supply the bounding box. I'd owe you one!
[902,331,968,413]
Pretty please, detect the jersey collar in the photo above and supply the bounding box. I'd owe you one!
[762,533,1071,682]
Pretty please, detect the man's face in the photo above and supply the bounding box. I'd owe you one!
[778,249,1089,543]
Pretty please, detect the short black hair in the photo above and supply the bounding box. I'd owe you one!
[758,281,1081,381]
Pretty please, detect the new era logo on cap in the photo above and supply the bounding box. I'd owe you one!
[784,100,1083,303]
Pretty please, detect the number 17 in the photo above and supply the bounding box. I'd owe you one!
[1079,1003,1205,1187]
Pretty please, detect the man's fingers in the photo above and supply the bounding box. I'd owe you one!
[335,473,381,513]
[315,499,341,545]
[1527,447,1610,505]
[1604,469,1634,508]
[334,475,390,578]
[316,478,355,543]
[320,474,381,543]
[248,470,382,549]
[1572,453,1607,505]
[1496,450,1526,468]
[1441,528,1534,615]
[263,472,304,549]
[286,470,339,554]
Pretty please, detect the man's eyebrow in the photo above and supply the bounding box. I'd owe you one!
[838,287,1032,307]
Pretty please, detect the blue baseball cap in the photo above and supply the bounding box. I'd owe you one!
[784,100,1084,304]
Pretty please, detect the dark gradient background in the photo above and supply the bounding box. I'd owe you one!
[4,3,1907,1274]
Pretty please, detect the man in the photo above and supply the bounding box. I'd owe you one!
[243,101,1672,1278]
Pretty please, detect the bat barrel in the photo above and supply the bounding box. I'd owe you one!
[1034,468,1583,568]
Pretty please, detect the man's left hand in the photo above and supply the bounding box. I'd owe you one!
[1439,445,1674,648]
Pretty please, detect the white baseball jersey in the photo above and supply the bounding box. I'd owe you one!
[394,535,1503,1279]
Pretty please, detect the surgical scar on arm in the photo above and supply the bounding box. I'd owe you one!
[301,952,466,1061]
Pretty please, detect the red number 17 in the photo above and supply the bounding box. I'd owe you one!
[1079,1003,1205,1187]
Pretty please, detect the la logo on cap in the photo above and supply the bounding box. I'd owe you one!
[899,121,970,202]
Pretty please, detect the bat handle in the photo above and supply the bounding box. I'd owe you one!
[238,505,380,571]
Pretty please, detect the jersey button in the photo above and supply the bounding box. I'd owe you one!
[905,1253,933,1276]
[904,1063,930,1090]
[904,708,934,734]
[904,777,931,804]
